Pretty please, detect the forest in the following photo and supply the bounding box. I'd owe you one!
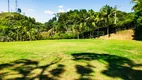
[0,0,141,41]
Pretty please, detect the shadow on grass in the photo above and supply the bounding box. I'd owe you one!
[75,64,95,80]
[0,58,65,80]
[72,53,142,80]
[0,53,142,80]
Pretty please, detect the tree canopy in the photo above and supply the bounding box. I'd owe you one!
[132,0,142,40]
[0,4,137,41]
[0,12,43,41]
[43,5,134,39]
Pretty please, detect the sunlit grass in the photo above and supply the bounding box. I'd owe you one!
[0,39,142,80]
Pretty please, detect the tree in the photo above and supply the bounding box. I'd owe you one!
[100,5,115,37]
[132,0,142,40]
[0,12,43,41]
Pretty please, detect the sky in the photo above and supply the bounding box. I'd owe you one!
[0,0,134,23]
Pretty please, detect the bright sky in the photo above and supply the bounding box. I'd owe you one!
[0,0,134,23]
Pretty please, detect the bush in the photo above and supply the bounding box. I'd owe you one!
[0,36,14,42]
[52,32,77,39]
[134,25,142,40]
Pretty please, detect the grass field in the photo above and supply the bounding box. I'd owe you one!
[0,39,142,80]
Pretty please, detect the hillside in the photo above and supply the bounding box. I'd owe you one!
[0,12,42,41]
[99,29,134,40]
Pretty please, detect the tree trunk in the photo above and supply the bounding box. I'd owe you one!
[77,32,79,39]
[90,31,91,38]
[82,33,84,39]
[64,22,68,32]
[92,30,94,38]
[98,28,100,37]
[107,26,110,37]
[16,30,18,41]
[107,17,110,37]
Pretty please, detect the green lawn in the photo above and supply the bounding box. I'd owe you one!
[0,39,142,80]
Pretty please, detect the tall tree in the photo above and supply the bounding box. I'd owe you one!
[132,0,142,40]
[100,5,115,37]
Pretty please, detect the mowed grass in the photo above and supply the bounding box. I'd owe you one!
[0,39,142,80]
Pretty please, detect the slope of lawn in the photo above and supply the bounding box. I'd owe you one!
[0,39,142,80]
[99,29,134,40]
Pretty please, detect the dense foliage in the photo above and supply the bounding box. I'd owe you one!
[43,5,134,39]
[0,4,136,41]
[132,0,142,40]
[0,12,43,41]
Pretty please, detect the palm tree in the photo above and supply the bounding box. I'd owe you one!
[71,10,80,39]
[132,0,142,10]
[79,9,88,38]
[87,9,95,38]
[100,5,114,37]
[95,12,103,37]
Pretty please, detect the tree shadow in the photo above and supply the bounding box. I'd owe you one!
[72,53,142,80]
[75,64,94,80]
[50,64,65,77]
[0,58,65,80]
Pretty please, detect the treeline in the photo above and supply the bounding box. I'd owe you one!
[43,5,135,39]
[0,1,141,41]
[0,12,43,41]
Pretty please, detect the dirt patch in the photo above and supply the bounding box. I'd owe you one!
[99,29,134,40]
